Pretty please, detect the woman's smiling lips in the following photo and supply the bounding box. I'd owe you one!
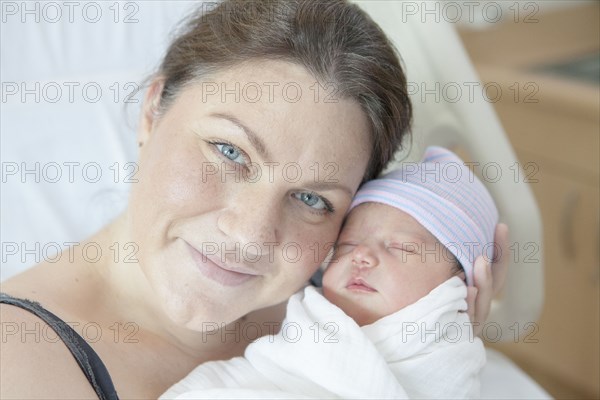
[184,241,261,286]
[346,277,377,293]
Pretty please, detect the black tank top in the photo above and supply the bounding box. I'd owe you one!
[0,292,119,400]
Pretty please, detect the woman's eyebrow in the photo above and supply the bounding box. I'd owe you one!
[209,112,271,160]
[306,181,354,198]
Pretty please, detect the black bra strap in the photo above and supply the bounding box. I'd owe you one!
[1,292,119,400]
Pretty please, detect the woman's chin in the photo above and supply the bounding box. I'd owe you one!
[158,287,235,329]
[149,274,256,330]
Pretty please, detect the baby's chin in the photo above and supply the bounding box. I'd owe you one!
[346,307,379,327]
[321,285,378,326]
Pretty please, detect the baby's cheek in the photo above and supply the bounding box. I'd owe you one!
[321,269,337,302]
[321,257,344,290]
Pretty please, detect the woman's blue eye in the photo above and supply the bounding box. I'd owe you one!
[293,192,334,213]
[301,192,320,207]
[215,143,245,164]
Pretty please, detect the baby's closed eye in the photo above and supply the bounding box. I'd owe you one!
[387,243,420,255]
[334,242,357,254]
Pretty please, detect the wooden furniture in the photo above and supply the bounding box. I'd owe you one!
[458,4,599,399]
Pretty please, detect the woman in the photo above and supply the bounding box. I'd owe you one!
[0,0,508,398]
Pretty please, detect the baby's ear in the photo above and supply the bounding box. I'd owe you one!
[138,78,165,145]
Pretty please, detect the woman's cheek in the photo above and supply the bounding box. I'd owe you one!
[147,140,218,214]
[288,224,339,276]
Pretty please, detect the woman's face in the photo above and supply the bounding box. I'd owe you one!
[130,60,371,329]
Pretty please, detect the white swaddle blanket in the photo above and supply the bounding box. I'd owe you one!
[160,276,485,399]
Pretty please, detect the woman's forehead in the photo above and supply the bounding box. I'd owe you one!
[171,60,372,184]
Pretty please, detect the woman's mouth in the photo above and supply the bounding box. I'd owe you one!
[184,241,260,286]
[346,277,377,293]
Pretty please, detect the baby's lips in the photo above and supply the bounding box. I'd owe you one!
[346,277,377,292]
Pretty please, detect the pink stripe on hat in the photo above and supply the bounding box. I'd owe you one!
[348,146,499,286]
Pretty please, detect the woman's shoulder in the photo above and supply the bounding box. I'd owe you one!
[0,261,110,398]
[0,299,99,398]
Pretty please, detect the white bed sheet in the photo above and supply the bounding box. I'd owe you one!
[481,349,550,399]
[0,1,551,398]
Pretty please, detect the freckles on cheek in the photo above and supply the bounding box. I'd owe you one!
[149,151,215,213]
[159,171,202,207]
[292,226,339,268]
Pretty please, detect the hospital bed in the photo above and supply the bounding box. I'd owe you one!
[0,1,550,398]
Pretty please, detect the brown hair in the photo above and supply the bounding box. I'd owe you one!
[153,0,412,182]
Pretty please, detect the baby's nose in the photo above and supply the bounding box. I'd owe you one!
[351,244,379,268]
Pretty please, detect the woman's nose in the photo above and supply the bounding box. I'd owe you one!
[217,189,279,257]
[351,243,379,268]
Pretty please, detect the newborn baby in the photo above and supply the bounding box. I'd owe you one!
[161,146,498,399]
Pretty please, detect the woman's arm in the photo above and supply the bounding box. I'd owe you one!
[466,223,510,337]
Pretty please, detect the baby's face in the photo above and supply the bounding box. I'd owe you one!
[322,203,458,326]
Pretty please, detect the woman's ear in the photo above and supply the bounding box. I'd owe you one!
[138,78,165,147]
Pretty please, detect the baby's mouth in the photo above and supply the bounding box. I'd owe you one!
[346,277,377,292]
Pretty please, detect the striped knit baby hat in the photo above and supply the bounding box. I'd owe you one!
[348,146,499,286]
